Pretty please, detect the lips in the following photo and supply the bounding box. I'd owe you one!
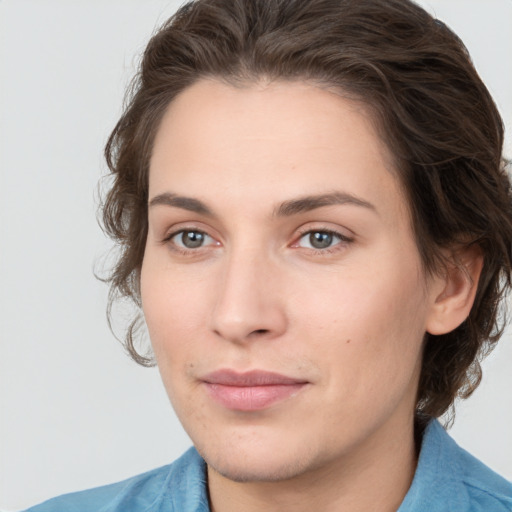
[202,370,308,411]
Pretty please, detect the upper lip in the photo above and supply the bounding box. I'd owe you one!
[202,369,308,386]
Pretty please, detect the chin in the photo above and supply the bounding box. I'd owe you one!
[207,453,314,483]
[196,433,321,483]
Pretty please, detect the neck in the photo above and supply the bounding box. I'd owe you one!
[207,415,419,512]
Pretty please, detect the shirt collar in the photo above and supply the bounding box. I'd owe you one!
[397,419,471,512]
[161,420,473,512]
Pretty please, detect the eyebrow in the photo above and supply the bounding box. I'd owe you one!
[148,191,377,217]
[274,192,377,217]
[148,192,214,216]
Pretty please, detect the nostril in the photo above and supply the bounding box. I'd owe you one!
[252,329,269,335]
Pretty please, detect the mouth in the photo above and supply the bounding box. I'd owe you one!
[201,369,309,411]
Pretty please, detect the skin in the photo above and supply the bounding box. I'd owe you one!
[141,79,481,512]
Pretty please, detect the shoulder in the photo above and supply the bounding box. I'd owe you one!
[456,437,512,511]
[23,447,210,512]
[399,420,512,512]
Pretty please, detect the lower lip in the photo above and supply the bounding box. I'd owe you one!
[204,383,306,411]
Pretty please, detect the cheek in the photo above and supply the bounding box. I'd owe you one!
[295,259,428,379]
[140,257,209,367]
[296,272,428,436]
[140,267,207,420]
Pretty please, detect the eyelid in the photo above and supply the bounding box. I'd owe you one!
[165,228,210,243]
[159,220,220,243]
[158,222,353,256]
[290,225,355,255]
[293,224,354,242]
[164,228,217,243]
[161,226,222,256]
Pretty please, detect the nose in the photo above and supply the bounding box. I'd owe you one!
[210,249,288,344]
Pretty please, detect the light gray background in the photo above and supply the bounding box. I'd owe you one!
[1,1,511,510]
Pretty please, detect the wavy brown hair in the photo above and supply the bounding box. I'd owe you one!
[102,0,512,419]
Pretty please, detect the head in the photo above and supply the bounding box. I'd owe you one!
[102,0,512,471]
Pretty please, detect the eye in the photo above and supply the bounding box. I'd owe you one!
[296,230,349,250]
[169,230,215,249]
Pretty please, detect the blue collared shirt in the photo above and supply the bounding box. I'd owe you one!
[24,421,512,511]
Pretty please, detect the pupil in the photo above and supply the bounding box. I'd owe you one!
[310,232,332,249]
[183,231,204,248]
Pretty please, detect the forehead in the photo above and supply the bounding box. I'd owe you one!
[149,79,408,221]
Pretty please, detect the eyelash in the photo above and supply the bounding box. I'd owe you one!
[294,227,353,255]
[161,229,216,256]
[161,227,353,256]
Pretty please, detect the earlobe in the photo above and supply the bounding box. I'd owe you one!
[425,245,484,336]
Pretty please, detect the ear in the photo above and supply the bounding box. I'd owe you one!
[425,245,484,336]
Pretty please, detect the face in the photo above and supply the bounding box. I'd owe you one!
[141,79,441,483]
